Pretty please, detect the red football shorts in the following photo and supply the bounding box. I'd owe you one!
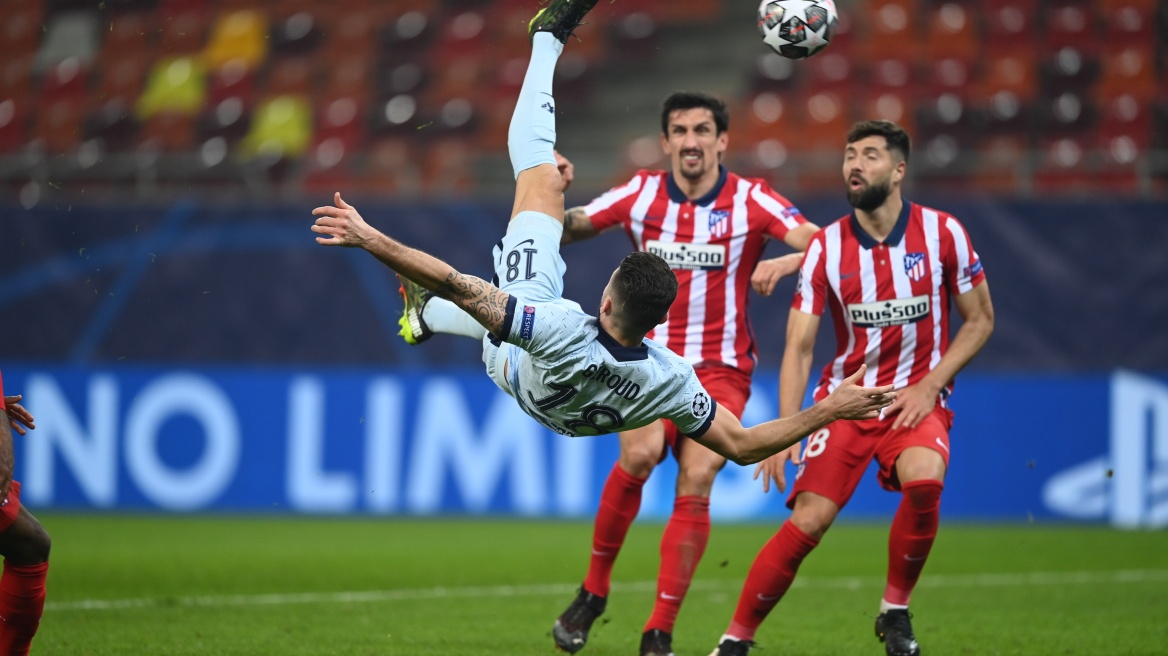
[0,481,23,533]
[664,364,752,459]
[786,403,954,509]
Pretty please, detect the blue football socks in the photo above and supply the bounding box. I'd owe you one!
[508,32,564,179]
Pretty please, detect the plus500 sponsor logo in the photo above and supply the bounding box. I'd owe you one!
[644,240,725,271]
[847,295,930,328]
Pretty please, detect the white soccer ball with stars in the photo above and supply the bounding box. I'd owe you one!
[757,0,839,60]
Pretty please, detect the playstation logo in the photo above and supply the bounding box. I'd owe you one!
[1043,371,1168,528]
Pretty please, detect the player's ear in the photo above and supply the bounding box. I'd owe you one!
[600,295,614,317]
[660,133,670,156]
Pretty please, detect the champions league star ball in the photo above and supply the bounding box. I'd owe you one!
[757,0,839,60]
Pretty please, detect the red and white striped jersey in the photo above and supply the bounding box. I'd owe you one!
[792,201,986,402]
[584,166,808,376]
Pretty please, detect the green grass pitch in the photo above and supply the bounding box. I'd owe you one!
[35,515,1168,655]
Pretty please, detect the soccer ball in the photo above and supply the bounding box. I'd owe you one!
[757,0,839,60]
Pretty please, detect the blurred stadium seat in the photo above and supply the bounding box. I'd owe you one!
[0,0,1161,198]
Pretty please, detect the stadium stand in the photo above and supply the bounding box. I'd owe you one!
[0,0,1164,199]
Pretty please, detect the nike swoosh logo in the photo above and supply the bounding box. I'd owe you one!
[935,437,949,453]
[840,271,858,279]
[591,550,610,557]
[904,555,928,561]
[756,593,783,602]
[660,592,682,600]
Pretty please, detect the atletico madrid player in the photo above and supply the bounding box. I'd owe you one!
[551,92,819,656]
[710,120,995,656]
[0,372,50,656]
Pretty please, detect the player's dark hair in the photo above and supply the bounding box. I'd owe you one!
[847,120,911,163]
[611,251,677,335]
[661,92,730,135]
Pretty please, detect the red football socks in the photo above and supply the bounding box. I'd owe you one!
[644,495,710,634]
[0,561,48,656]
[725,520,819,642]
[884,479,944,606]
[583,463,647,597]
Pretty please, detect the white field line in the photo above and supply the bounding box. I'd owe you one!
[45,569,1168,612]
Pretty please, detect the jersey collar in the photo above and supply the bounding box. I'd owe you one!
[666,165,727,206]
[596,324,649,361]
[849,199,912,250]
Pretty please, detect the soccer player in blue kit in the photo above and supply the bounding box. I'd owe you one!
[311,0,894,468]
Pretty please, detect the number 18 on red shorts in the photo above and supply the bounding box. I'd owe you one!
[786,403,954,510]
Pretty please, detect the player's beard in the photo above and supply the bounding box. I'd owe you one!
[677,149,707,181]
[846,176,891,212]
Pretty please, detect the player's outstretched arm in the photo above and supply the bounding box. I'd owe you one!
[312,192,512,337]
[693,365,895,466]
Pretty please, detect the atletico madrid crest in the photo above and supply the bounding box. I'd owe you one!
[904,252,927,282]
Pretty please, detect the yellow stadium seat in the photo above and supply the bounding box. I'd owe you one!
[240,95,313,159]
[136,57,207,118]
[203,10,269,71]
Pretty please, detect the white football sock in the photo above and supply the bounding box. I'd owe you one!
[421,297,489,340]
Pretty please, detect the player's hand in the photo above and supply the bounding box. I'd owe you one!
[751,253,802,297]
[4,396,34,436]
[884,381,940,430]
[311,192,373,248]
[826,364,896,420]
[554,150,574,192]
[753,443,802,493]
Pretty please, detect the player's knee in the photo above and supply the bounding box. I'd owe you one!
[790,500,837,539]
[675,460,722,496]
[618,446,659,479]
[6,522,50,565]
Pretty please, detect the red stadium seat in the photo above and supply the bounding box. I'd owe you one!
[0,98,30,154]
[101,12,153,60]
[302,134,357,193]
[924,2,978,62]
[39,58,90,106]
[803,51,855,95]
[748,52,800,94]
[1096,47,1158,101]
[138,111,198,152]
[1098,93,1151,142]
[1031,136,1095,194]
[320,53,373,108]
[423,138,475,195]
[858,91,915,137]
[156,11,209,57]
[738,91,790,148]
[431,10,487,64]
[868,58,922,100]
[315,95,364,149]
[984,0,1038,49]
[0,55,34,100]
[970,135,1027,194]
[0,5,43,58]
[362,137,424,197]
[1095,0,1156,46]
[91,55,148,104]
[976,52,1039,102]
[206,60,257,109]
[1041,2,1098,54]
[861,0,922,60]
[263,56,313,97]
[32,98,86,154]
[924,58,975,100]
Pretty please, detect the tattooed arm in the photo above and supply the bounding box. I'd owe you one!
[560,206,600,245]
[312,192,511,336]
